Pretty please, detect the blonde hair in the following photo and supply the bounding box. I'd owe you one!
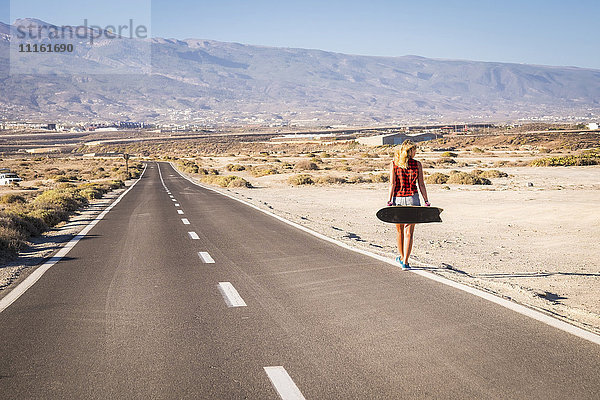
[394,140,417,169]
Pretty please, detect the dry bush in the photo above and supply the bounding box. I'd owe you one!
[436,158,457,165]
[472,169,508,178]
[447,172,491,185]
[0,194,26,204]
[368,173,389,183]
[0,179,125,260]
[345,175,370,184]
[225,164,246,172]
[295,160,319,171]
[315,175,347,185]
[250,166,279,177]
[440,151,458,158]
[200,175,251,188]
[425,173,450,184]
[334,165,352,172]
[288,174,314,185]
[0,224,26,260]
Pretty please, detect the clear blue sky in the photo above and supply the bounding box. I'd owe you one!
[4,0,600,69]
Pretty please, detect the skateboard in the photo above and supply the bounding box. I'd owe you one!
[376,206,443,224]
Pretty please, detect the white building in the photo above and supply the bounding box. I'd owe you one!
[586,122,598,130]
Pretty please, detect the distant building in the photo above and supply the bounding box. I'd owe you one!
[356,132,439,146]
[587,122,598,130]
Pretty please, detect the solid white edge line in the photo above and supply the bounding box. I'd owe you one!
[181,218,190,225]
[169,161,600,346]
[188,231,199,239]
[0,164,148,314]
[264,366,306,400]
[198,251,215,264]
[217,282,247,307]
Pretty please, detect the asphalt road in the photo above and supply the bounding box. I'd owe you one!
[0,162,599,399]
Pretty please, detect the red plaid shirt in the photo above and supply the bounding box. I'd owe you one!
[393,158,419,196]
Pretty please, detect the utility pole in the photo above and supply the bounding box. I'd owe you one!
[123,153,130,179]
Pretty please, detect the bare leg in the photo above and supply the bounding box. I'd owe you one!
[395,223,405,260]
[403,224,416,265]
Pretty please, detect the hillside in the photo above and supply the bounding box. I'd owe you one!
[1,19,600,124]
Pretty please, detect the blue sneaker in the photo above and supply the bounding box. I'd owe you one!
[395,256,404,268]
[402,263,411,270]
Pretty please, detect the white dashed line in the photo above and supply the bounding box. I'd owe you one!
[177,210,184,214]
[198,251,215,264]
[175,203,180,207]
[217,282,247,307]
[181,218,190,225]
[188,231,199,239]
[171,199,177,202]
[264,366,306,400]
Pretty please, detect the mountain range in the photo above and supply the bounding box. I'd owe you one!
[1,18,599,125]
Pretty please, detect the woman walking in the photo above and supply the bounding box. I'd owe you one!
[387,140,430,270]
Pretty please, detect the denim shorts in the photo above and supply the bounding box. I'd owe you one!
[393,193,421,206]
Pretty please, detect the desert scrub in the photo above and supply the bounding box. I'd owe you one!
[0,194,26,204]
[315,175,347,184]
[200,175,251,188]
[177,159,201,174]
[288,174,314,186]
[295,160,319,171]
[251,168,278,177]
[530,150,600,166]
[368,173,389,183]
[425,173,450,184]
[440,151,458,158]
[447,171,491,185]
[225,164,246,172]
[472,169,508,178]
[0,180,124,260]
[436,158,457,165]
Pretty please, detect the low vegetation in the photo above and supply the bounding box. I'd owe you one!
[199,175,252,188]
[530,149,600,166]
[425,169,503,185]
[0,180,125,260]
[0,157,144,262]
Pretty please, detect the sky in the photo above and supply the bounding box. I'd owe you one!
[3,0,600,69]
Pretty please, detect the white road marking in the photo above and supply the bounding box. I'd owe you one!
[181,218,190,225]
[264,366,306,400]
[198,251,215,264]
[171,199,177,202]
[188,231,199,239]
[177,210,184,214]
[175,203,180,207]
[171,161,600,346]
[0,165,148,314]
[217,282,247,307]
[157,163,167,188]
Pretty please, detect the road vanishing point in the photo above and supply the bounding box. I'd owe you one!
[0,162,599,399]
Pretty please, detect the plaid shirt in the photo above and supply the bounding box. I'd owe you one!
[393,158,419,197]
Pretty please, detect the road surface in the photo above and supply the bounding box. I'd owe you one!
[0,162,599,399]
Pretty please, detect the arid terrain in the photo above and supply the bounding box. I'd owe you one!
[1,127,599,333]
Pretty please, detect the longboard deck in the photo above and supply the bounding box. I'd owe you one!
[376,206,443,224]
